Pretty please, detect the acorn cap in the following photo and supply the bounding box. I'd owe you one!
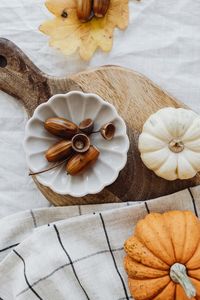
[101,123,115,140]
[72,133,91,153]
[79,118,94,134]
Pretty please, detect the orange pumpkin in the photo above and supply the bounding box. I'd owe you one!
[124,211,200,300]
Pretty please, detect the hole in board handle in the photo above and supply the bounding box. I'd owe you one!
[0,55,7,68]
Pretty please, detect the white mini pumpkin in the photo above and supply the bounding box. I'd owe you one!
[138,107,200,180]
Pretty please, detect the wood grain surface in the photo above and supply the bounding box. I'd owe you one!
[0,38,200,206]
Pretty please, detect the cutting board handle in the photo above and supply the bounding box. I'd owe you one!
[0,38,52,116]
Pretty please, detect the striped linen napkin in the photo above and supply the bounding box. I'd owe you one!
[0,186,199,300]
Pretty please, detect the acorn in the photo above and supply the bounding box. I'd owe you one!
[76,0,93,22]
[66,145,100,176]
[93,0,110,18]
[44,117,78,139]
[45,140,72,162]
[79,118,94,134]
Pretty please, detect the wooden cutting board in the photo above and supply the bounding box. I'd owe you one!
[0,38,200,206]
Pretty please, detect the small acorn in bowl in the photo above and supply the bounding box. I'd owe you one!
[42,116,115,176]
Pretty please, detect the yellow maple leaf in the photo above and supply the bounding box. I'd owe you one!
[40,0,129,60]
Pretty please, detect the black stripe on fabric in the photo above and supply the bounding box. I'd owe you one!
[78,205,82,215]
[53,225,90,300]
[188,188,198,217]
[17,247,123,297]
[0,243,19,253]
[144,202,150,214]
[13,250,43,300]
[30,210,37,228]
[99,213,129,300]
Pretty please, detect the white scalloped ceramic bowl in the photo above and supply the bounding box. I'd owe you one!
[24,91,129,197]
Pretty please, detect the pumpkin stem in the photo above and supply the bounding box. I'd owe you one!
[170,263,196,299]
[168,139,184,153]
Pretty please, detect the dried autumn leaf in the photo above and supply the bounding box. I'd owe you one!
[40,0,129,60]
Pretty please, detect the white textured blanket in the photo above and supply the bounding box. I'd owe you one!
[0,186,199,299]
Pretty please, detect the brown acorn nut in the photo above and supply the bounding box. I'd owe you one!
[79,118,94,134]
[66,145,100,176]
[45,140,72,162]
[93,0,110,18]
[76,0,93,22]
[44,117,79,139]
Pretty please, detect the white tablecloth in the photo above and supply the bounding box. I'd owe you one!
[0,0,200,217]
